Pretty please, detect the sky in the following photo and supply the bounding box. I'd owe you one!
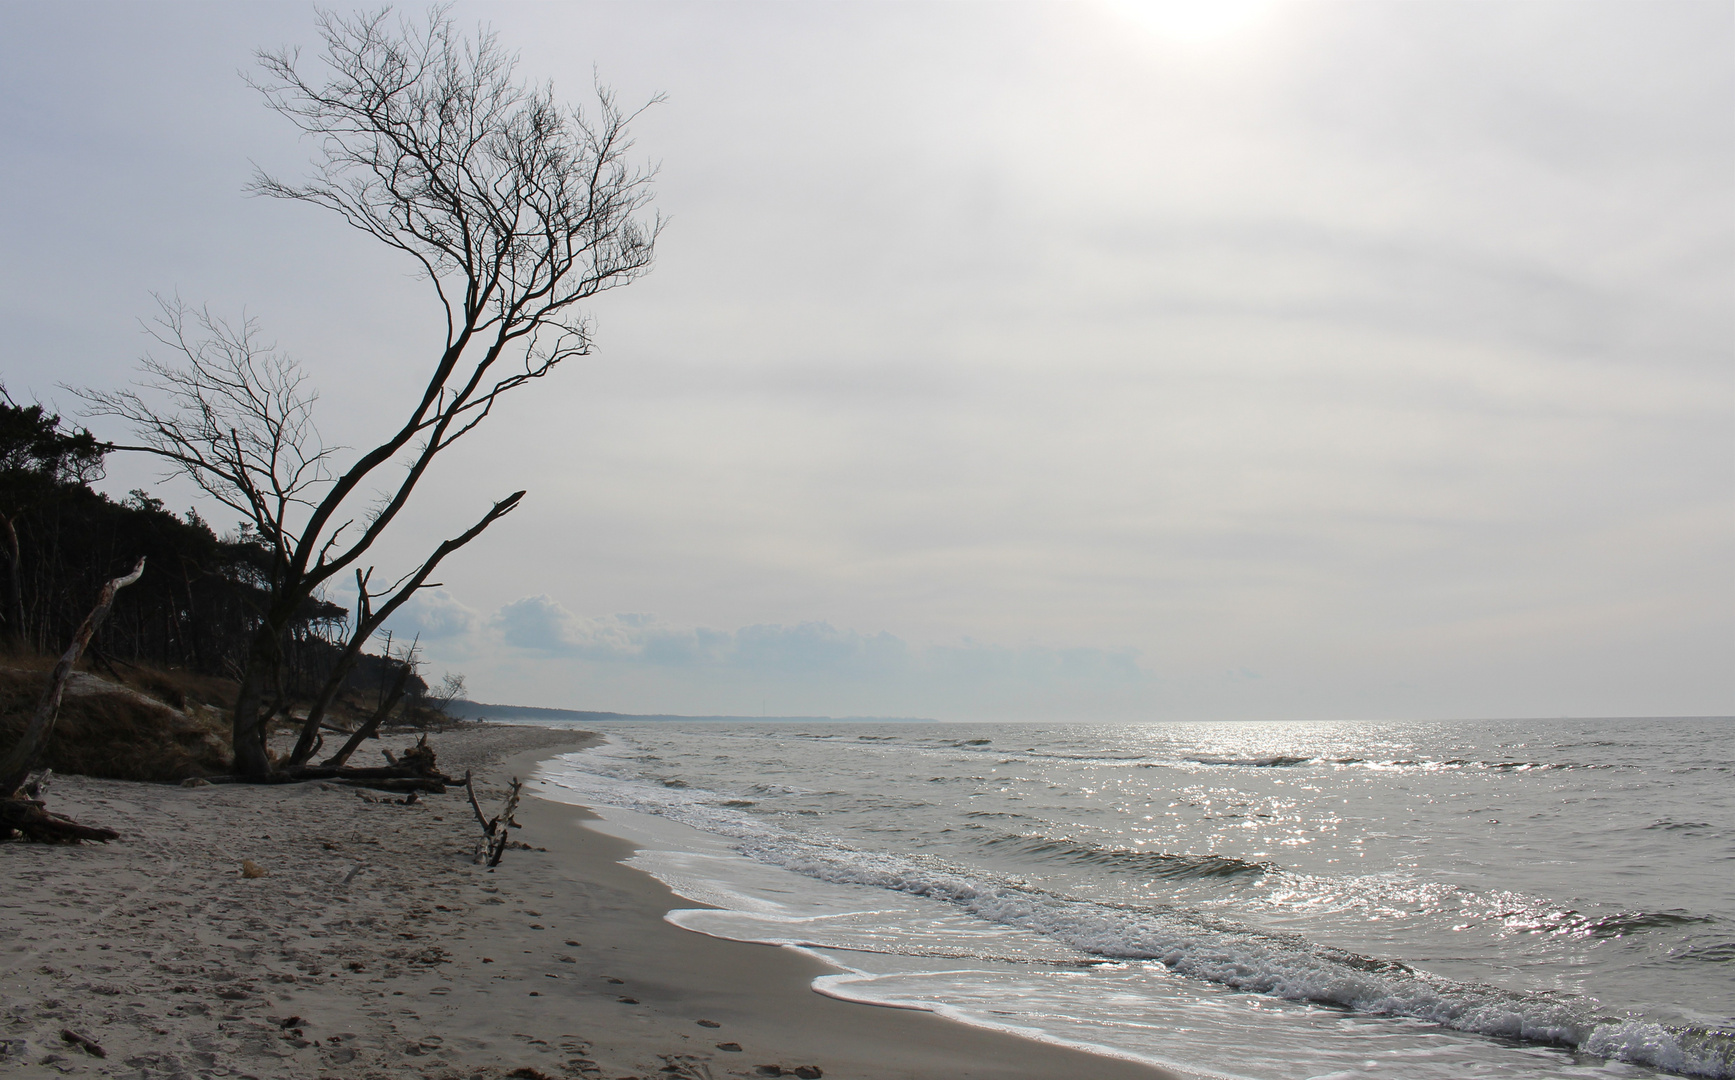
[2,1,1730,721]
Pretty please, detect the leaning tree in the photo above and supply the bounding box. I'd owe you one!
[79,7,660,777]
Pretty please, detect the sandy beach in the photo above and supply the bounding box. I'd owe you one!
[1,723,1189,1080]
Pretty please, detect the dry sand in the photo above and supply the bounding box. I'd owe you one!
[2,724,1191,1080]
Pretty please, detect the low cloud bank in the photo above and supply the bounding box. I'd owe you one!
[489,594,1143,684]
[380,590,1149,718]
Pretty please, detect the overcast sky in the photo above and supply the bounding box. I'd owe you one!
[3,1,1730,720]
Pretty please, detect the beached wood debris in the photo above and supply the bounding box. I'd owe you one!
[204,734,458,793]
[466,771,523,867]
[0,795,120,844]
[0,558,143,843]
[59,1029,105,1058]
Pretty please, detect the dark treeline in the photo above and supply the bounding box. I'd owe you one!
[0,390,422,704]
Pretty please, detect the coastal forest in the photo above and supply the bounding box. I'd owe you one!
[0,389,396,700]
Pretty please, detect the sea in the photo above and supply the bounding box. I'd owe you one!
[529,718,1734,1080]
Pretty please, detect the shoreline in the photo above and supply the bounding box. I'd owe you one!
[1,722,1191,1079]
[501,736,1193,1080]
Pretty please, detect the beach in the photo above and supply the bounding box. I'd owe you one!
[0,723,1185,1080]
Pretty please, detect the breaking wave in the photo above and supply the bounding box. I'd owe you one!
[980,833,1273,880]
[537,756,1735,1078]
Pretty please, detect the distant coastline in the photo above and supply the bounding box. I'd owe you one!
[447,699,937,724]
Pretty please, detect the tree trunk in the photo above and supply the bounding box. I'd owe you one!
[285,629,368,768]
[0,798,120,843]
[0,507,23,645]
[285,491,523,769]
[228,624,280,778]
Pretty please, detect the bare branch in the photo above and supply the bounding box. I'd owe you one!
[283,490,523,769]
[72,298,338,581]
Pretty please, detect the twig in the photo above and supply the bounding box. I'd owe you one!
[60,1029,105,1058]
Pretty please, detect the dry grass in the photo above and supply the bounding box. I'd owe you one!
[104,663,238,712]
[0,666,232,782]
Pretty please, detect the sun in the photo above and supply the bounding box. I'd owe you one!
[1101,0,1278,45]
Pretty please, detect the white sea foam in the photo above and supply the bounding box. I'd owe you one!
[534,729,1728,1080]
[537,736,1734,1079]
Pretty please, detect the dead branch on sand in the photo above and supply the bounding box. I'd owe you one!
[466,771,523,867]
[0,558,143,842]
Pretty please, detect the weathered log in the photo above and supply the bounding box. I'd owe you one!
[0,797,120,843]
[60,1029,105,1058]
[202,763,456,786]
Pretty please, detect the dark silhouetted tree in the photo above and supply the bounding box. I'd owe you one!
[79,7,660,776]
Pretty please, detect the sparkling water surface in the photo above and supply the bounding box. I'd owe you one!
[533,718,1734,1080]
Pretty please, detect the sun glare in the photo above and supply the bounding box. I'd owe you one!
[1103,0,1277,45]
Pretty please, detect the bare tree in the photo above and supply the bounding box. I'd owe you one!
[78,7,659,777]
[433,671,467,715]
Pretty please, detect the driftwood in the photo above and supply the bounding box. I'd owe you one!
[201,734,456,798]
[466,771,523,867]
[0,798,120,843]
[0,558,144,843]
[60,1029,105,1058]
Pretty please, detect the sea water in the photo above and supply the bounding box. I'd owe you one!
[531,719,1734,1079]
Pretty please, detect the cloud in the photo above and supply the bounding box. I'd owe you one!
[494,595,610,655]
[13,4,1723,720]
[380,588,482,642]
[487,597,1146,697]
